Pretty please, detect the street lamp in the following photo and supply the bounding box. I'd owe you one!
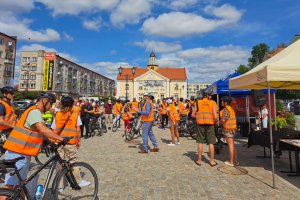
[118,66,136,100]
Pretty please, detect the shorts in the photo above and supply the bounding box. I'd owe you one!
[5,150,31,186]
[196,124,216,144]
[222,129,237,138]
[169,120,178,127]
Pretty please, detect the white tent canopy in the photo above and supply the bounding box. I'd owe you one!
[229,39,300,90]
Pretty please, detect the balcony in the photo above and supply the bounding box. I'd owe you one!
[4,71,12,77]
[4,59,14,65]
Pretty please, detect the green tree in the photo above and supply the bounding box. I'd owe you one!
[276,90,300,100]
[248,43,269,68]
[235,64,250,74]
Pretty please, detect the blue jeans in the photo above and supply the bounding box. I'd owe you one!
[142,122,158,150]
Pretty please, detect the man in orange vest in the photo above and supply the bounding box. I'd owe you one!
[220,96,238,167]
[132,93,159,153]
[192,91,218,167]
[3,92,64,192]
[131,98,139,114]
[0,86,17,138]
[178,98,188,117]
[113,99,122,127]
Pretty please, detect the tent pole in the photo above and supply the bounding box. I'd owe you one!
[246,95,250,135]
[268,82,276,188]
[273,93,277,131]
[217,94,220,126]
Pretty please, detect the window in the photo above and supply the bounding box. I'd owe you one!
[21,65,30,71]
[22,57,30,62]
[160,94,164,99]
[30,73,36,80]
[31,57,37,62]
[21,74,29,80]
[20,83,28,89]
[30,83,35,89]
[31,66,37,71]
[0,38,3,45]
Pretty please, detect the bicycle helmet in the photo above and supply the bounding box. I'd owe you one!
[61,96,74,108]
[38,92,56,104]
[221,96,232,104]
[1,86,14,94]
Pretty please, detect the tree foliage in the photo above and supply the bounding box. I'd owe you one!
[235,64,250,74]
[276,90,300,100]
[248,43,269,69]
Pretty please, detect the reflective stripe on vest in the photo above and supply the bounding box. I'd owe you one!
[3,106,43,156]
[195,99,214,125]
[220,106,237,130]
[55,111,79,145]
[141,102,154,122]
[0,100,17,130]
[168,105,180,122]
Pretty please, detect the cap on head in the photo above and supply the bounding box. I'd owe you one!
[61,96,74,108]
[143,93,149,97]
[1,86,14,94]
[38,92,56,104]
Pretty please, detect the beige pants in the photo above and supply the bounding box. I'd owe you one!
[56,144,81,188]
[105,114,113,128]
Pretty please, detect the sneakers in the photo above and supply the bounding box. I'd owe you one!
[78,180,91,187]
[176,141,180,145]
[167,143,175,146]
[58,188,64,194]
[224,161,235,167]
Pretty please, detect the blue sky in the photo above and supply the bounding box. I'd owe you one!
[1,0,299,84]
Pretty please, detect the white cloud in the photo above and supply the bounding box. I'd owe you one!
[141,4,242,38]
[0,11,60,42]
[83,18,102,31]
[168,0,198,10]
[36,0,120,16]
[134,40,182,53]
[0,0,34,13]
[18,44,78,62]
[63,32,74,42]
[110,0,153,27]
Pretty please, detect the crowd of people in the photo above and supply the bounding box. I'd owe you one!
[0,86,241,194]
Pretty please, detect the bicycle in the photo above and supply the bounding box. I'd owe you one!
[124,115,143,141]
[0,138,99,200]
[112,115,122,132]
[97,115,107,136]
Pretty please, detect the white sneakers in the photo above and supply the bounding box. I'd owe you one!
[78,180,91,187]
[176,141,180,145]
[167,143,176,146]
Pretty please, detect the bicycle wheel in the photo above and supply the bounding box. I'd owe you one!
[0,188,22,200]
[101,121,107,133]
[112,121,119,132]
[95,123,103,136]
[124,126,134,141]
[53,162,98,200]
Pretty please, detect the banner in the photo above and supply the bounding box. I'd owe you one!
[43,60,49,91]
[43,52,56,91]
[48,60,54,90]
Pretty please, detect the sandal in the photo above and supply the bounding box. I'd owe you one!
[209,162,218,167]
[194,160,201,166]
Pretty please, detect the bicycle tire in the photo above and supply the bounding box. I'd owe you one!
[34,146,52,167]
[112,122,119,132]
[125,127,134,141]
[0,188,22,200]
[101,123,107,133]
[52,162,98,200]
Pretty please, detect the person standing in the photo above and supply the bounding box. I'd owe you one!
[178,98,188,117]
[133,93,159,154]
[104,99,114,130]
[113,100,122,127]
[258,104,268,129]
[0,86,17,138]
[3,92,64,195]
[159,98,168,129]
[166,99,180,146]
[131,98,139,114]
[192,91,218,166]
[80,99,94,138]
[220,96,238,167]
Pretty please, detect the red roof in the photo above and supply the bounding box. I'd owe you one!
[267,47,285,58]
[117,68,187,80]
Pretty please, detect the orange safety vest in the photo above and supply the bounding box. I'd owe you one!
[188,100,195,113]
[72,105,81,113]
[168,105,180,122]
[178,102,188,115]
[195,98,214,125]
[131,101,139,113]
[55,111,79,145]
[3,106,43,156]
[122,106,132,120]
[113,103,121,115]
[220,105,237,130]
[159,103,167,115]
[0,100,17,130]
[141,101,154,122]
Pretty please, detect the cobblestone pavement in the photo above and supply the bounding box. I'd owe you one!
[20,124,300,199]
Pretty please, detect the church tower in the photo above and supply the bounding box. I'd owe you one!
[146,51,159,70]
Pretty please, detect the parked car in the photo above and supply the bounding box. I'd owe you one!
[13,100,32,108]
[286,102,294,112]
[293,101,300,115]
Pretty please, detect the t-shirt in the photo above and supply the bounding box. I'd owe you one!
[0,104,6,116]
[104,103,113,114]
[80,104,93,119]
[25,109,44,132]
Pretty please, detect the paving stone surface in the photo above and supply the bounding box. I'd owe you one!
[8,123,300,199]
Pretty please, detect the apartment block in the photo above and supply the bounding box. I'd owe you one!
[19,50,115,97]
[0,32,17,88]
[187,83,210,99]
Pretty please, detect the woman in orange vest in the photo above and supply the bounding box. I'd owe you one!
[159,98,168,129]
[3,92,64,193]
[122,100,133,129]
[166,99,180,146]
[113,100,122,127]
[178,98,188,117]
[52,96,89,190]
[220,96,238,167]
[0,86,17,137]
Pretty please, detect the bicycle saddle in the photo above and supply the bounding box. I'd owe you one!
[0,156,25,168]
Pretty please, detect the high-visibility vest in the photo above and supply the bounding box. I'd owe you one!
[3,106,43,156]
[141,102,154,122]
[113,103,121,115]
[159,103,167,115]
[72,105,80,113]
[178,102,188,115]
[131,101,138,113]
[122,106,132,120]
[211,100,219,113]
[195,99,214,125]
[188,100,195,113]
[220,106,237,130]
[168,105,180,122]
[55,111,79,145]
[0,100,17,130]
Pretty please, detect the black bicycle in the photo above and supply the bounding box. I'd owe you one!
[0,138,99,200]
[112,115,122,132]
